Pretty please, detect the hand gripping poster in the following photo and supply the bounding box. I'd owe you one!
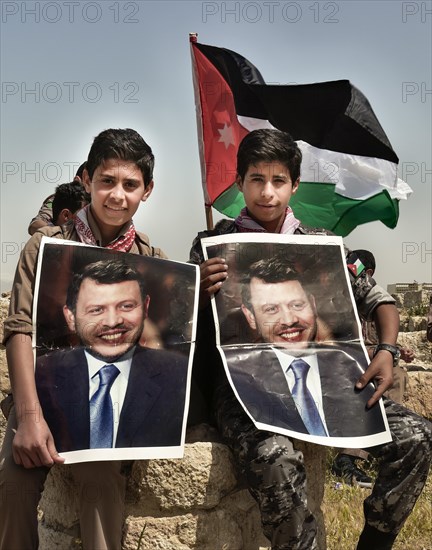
[201,233,391,448]
[33,237,199,463]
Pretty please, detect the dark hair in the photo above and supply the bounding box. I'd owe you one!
[52,181,88,224]
[75,162,87,180]
[237,129,302,183]
[353,249,376,273]
[241,256,305,309]
[66,259,147,313]
[85,128,154,187]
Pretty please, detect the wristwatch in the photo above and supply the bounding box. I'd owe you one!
[373,343,401,366]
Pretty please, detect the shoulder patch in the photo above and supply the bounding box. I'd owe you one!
[346,252,366,278]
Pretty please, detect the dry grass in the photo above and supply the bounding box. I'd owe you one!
[323,460,432,550]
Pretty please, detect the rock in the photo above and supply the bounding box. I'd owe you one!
[127,442,238,514]
[35,433,327,550]
[399,315,428,332]
[405,372,432,421]
[398,331,432,370]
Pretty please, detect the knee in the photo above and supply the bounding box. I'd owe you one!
[0,457,48,506]
[247,435,305,486]
[396,414,432,465]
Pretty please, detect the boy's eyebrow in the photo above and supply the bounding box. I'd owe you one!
[98,171,141,183]
[248,171,289,179]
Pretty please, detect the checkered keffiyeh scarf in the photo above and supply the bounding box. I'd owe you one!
[74,205,136,252]
[234,206,300,234]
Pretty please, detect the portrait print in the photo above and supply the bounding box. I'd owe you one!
[33,237,199,463]
[201,233,391,448]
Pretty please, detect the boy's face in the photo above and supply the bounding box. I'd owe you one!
[83,158,153,236]
[237,161,299,232]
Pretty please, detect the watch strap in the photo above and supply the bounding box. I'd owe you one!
[374,343,399,357]
[373,343,401,366]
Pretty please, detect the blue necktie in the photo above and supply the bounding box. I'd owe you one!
[90,364,120,448]
[290,359,327,436]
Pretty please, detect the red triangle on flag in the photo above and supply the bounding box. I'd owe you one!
[192,45,248,204]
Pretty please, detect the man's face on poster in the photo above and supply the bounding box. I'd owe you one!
[63,278,149,361]
[241,277,317,349]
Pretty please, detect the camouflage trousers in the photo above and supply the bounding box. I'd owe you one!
[214,384,431,550]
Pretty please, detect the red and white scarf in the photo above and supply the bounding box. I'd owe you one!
[74,205,136,252]
[234,206,300,234]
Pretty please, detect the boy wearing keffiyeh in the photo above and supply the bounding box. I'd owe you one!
[189,129,431,550]
[1,128,166,550]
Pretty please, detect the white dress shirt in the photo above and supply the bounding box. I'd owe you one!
[86,347,134,446]
[272,347,329,435]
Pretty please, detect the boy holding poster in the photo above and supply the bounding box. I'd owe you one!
[1,128,166,549]
[189,129,431,549]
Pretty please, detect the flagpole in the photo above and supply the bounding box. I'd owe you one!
[190,32,215,230]
[205,204,214,230]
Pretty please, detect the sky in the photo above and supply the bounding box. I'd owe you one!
[1,0,431,292]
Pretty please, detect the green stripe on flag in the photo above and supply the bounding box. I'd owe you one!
[213,184,245,218]
[290,182,399,236]
[213,181,399,237]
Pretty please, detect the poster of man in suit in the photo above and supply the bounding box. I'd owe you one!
[33,238,199,462]
[201,233,391,448]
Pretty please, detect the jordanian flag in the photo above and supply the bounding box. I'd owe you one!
[190,36,412,235]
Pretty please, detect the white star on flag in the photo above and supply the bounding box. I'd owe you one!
[217,123,235,149]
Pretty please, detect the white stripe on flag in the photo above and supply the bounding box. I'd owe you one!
[236,115,412,202]
[298,141,412,201]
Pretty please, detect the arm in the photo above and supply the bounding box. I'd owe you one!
[28,194,54,236]
[28,218,50,236]
[4,230,63,467]
[345,248,399,406]
[356,303,399,407]
[6,334,64,468]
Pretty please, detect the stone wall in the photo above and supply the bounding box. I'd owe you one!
[36,432,326,550]
[1,292,431,549]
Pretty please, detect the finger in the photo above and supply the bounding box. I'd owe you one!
[12,446,24,467]
[199,281,225,308]
[204,256,226,265]
[20,453,38,469]
[47,437,65,464]
[201,257,227,271]
[34,444,55,467]
[201,262,228,280]
[203,271,228,289]
[366,385,386,408]
[16,448,40,469]
[355,371,372,390]
[200,268,228,299]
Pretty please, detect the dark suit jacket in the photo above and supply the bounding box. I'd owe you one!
[224,344,386,437]
[35,345,189,451]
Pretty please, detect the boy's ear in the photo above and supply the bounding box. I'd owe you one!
[57,208,73,225]
[141,180,154,202]
[292,177,300,195]
[82,169,91,194]
[235,174,243,191]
